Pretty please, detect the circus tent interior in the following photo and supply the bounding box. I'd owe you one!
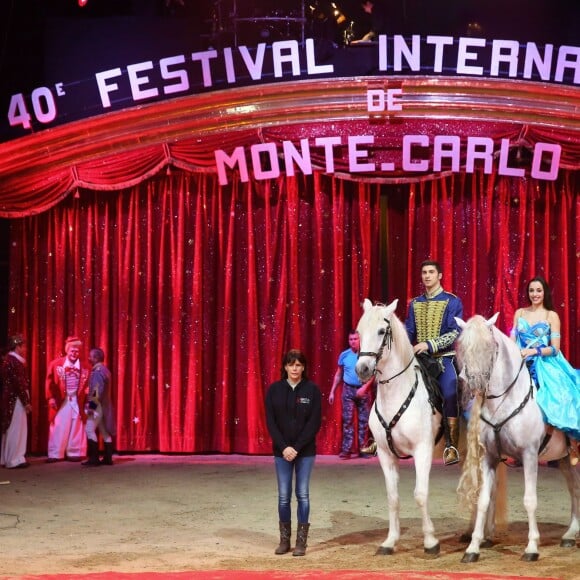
[0,0,578,455]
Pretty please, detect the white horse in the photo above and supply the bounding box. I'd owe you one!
[355,298,443,555]
[455,313,579,562]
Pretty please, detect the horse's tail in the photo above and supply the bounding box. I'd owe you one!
[457,394,485,513]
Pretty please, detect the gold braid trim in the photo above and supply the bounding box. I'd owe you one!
[413,299,459,353]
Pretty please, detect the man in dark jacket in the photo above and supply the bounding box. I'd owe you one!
[82,348,116,467]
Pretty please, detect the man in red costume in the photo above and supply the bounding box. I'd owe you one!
[1,334,32,469]
[45,336,90,462]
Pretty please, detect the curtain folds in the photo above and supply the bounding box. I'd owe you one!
[7,168,579,455]
[8,172,383,454]
[2,121,579,218]
[386,171,578,358]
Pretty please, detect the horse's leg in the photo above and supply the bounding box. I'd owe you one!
[482,463,498,548]
[558,459,580,547]
[459,461,498,546]
[462,457,496,563]
[481,460,507,548]
[376,450,400,555]
[459,511,475,544]
[463,471,498,549]
[520,453,540,561]
[413,443,439,554]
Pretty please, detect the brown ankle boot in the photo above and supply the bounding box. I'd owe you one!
[274,521,291,555]
[293,522,310,556]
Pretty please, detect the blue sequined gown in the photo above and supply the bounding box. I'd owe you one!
[515,318,580,441]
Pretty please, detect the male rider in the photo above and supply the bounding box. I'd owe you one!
[405,260,464,465]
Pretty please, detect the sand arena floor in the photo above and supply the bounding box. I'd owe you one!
[0,454,577,578]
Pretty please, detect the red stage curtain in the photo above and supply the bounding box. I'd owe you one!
[1,122,579,217]
[7,171,382,454]
[384,171,579,361]
[7,168,579,455]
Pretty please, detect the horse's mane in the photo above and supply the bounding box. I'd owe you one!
[457,315,495,374]
[492,324,522,356]
[457,314,522,396]
[386,306,414,362]
[457,314,493,366]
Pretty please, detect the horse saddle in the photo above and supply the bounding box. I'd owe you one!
[415,352,444,414]
[416,352,443,379]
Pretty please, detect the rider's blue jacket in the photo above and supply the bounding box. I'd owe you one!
[405,286,463,356]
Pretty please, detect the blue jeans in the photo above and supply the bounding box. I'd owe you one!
[274,455,315,524]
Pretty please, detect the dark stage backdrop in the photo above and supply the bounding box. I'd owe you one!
[6,168,579,455]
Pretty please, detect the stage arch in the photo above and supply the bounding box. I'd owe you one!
[0,1,578,454]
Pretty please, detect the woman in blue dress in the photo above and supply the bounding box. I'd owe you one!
[511,276,580,465]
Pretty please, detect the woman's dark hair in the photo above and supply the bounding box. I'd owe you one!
[527,276,554,311]
[281,349,308,380]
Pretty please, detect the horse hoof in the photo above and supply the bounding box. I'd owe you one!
[560,539,576,548]
[376,546,394,555]
[521,552,539,562]
[424,543,440,555]
[461,552,480,563]
[459,533,471,543]
[481,539,494,549]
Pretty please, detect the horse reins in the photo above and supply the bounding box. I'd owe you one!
[358,316,420,459]
[484,358,526,399]
[479,356,550,462]
[377,356,415,385]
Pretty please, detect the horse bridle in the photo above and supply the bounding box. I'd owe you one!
[463,334,528,400]
[358,317,393,363]
[470,336,546,463]
[358,316,422,459]
[358,317,415,384]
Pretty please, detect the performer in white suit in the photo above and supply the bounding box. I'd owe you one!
[45,336,89,462]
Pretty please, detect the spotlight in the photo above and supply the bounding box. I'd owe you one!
[331,3,346,25]
[466,20,484,37]
[78,0,89,7]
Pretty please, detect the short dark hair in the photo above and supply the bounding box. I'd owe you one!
[526,276,553,311]
[420,260,442,274]
[281,349,308,380]
[8,334,25,351]
[90,347,105,363]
